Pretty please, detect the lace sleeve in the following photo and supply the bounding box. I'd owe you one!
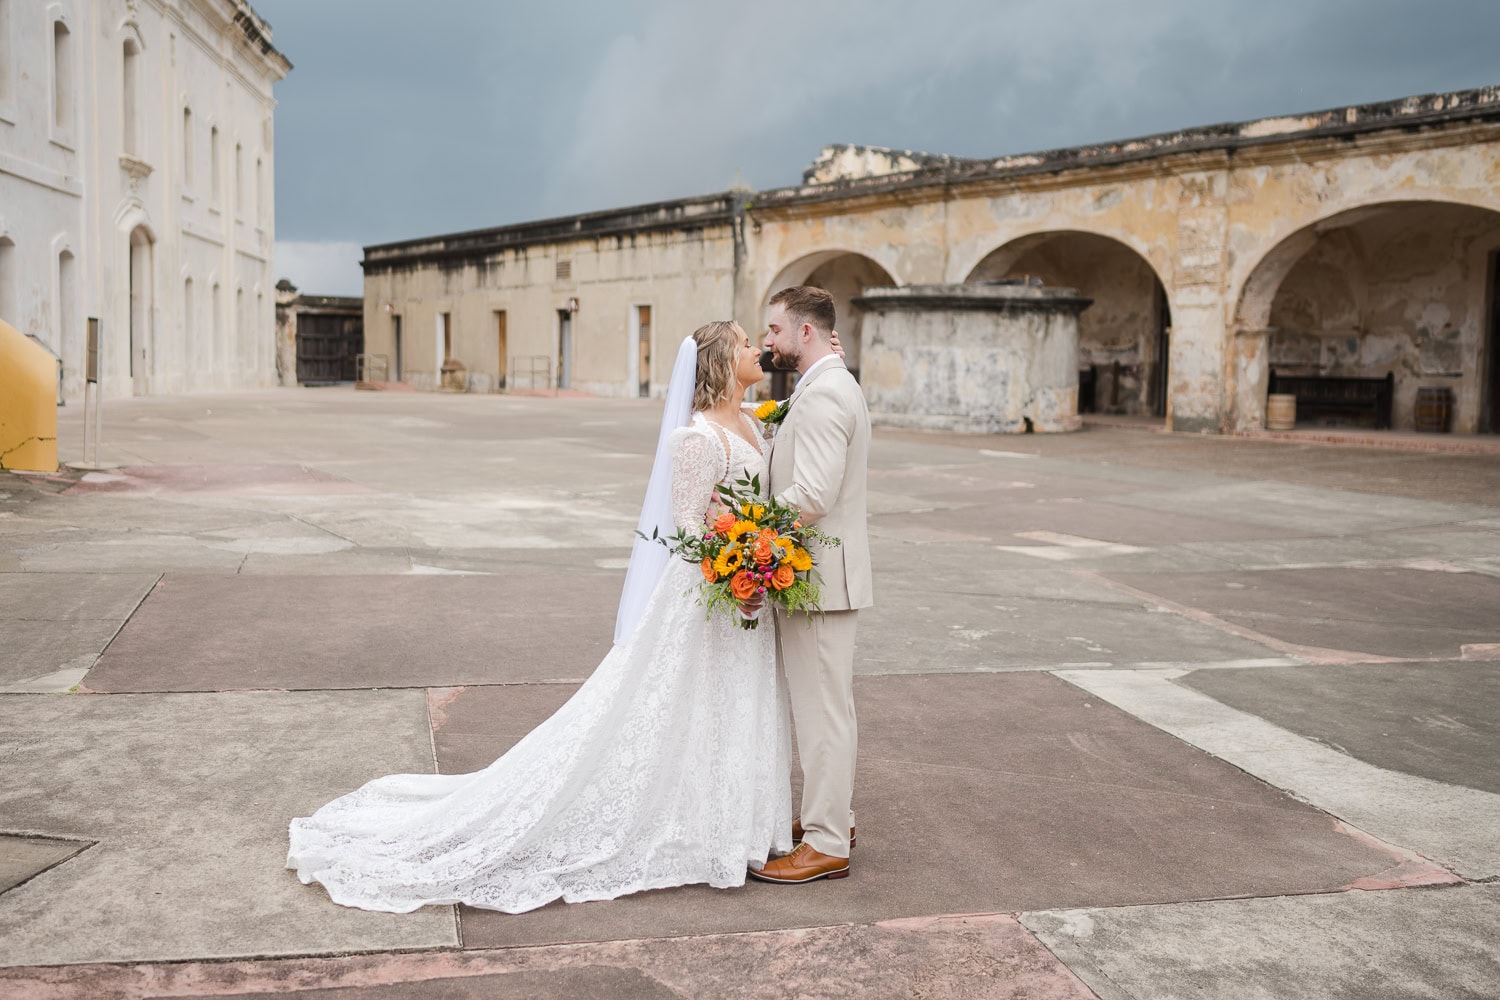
[670,427,728,531]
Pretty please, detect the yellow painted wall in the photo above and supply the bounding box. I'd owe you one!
[0,318,59,472]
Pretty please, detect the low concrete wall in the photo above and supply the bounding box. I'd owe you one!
[0,318,59,471]
[856,284,1090,434]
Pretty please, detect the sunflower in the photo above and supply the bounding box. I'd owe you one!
[789,547,813,572]
[726,519,759,542]
[753,400,779,420]
[713,545,745,577]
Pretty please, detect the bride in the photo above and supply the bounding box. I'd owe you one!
[287,321,794,914]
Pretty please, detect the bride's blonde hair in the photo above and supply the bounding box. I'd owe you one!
[691,320,745,412]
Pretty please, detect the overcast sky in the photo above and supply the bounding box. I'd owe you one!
[257,0,1500,295]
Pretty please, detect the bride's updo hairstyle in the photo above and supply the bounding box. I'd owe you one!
[691,320,745,412]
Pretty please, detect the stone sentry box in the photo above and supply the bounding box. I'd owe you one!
[855,284,1091,434]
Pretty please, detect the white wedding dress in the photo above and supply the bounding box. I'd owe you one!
[287,412,792,914]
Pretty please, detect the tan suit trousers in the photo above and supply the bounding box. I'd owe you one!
[776,608,858,858]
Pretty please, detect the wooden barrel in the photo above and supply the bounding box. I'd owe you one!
[1414,386,1453,433]
[1266,393,1297,431]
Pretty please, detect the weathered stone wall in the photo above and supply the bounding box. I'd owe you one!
[363,225,738,396]
[368,87,1500,433]
[750,98,1500,433]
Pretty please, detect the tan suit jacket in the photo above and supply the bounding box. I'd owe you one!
[769,358,873,611]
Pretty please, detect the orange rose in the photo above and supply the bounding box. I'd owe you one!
[753,539,775,565]
[701,557,717,582]
[712,512,736,535]
[730,571,758,600]
[771,564,795,590]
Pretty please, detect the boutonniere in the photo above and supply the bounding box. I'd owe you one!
[754,399,789,426]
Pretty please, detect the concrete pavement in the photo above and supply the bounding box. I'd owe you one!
[1,387,1498,998]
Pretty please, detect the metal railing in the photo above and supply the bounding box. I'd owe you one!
[509,355,554,393]
[355,353,389,384]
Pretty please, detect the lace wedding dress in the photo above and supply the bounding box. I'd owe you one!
[287,412,792,914]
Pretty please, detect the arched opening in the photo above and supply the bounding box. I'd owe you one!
[235,286,246,378]
[52,19,73,132]
[0,236,14,324]
[183,106,194,187]
[967,232,1170,421]
[183,275,195,376]
[1236,202,1500,434]
[761,250,896,392]
[122,39,140,157]
[211,280,222,380]
[129,226,154,392]
[59,249,77,391]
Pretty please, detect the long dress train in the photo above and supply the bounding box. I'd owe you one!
[287,413,791,914]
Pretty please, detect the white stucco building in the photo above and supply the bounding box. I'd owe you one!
[0,0,289,401]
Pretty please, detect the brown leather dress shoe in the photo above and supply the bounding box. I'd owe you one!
[791,818,856,849]
[748,842,849,883]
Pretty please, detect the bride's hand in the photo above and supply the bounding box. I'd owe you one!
[831,330,845,359]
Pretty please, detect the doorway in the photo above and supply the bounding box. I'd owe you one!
[392,314,403,381]
[636,304,651,397]
[495,310,508,389]
[129,226,153,392]
[1152,282,1171,419]
[557,308,573,389]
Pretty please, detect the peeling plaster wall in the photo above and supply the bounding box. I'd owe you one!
[1268,204,1500,431]
[753,130,1500,433]
[363,227,738,396]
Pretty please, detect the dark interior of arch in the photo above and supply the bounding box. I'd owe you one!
[1266,202,1500,432]
[968,233,1170,418]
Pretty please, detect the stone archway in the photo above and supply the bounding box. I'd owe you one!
[1233,201,1500,433]
[966,232,1171,420]
[762,250,897,382]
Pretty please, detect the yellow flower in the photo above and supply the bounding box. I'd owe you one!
[726,519,758,541]
[789,547,813,572]
[713,545,745,577]
[739,502,766,521]
[772,537,796,561]
[754,400,779,420]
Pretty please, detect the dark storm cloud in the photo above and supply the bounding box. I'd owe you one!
[257,0,1499,248]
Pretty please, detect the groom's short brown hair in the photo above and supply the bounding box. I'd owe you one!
[769,285,836,337]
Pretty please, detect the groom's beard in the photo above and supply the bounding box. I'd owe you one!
[761,347,796,372]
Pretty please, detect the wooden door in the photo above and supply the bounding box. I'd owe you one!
[557,309,572,389]
[496,310,508,389]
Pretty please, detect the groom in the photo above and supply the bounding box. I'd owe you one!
[751,285,873,884]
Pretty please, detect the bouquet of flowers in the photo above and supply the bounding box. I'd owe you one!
[644,473,839,629]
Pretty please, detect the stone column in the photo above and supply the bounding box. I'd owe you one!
[1167,169,1230,433]
[855,284,1090,434]
[1230,326,1273,431]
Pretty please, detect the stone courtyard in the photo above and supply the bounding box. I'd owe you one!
[1,388,1498,999]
